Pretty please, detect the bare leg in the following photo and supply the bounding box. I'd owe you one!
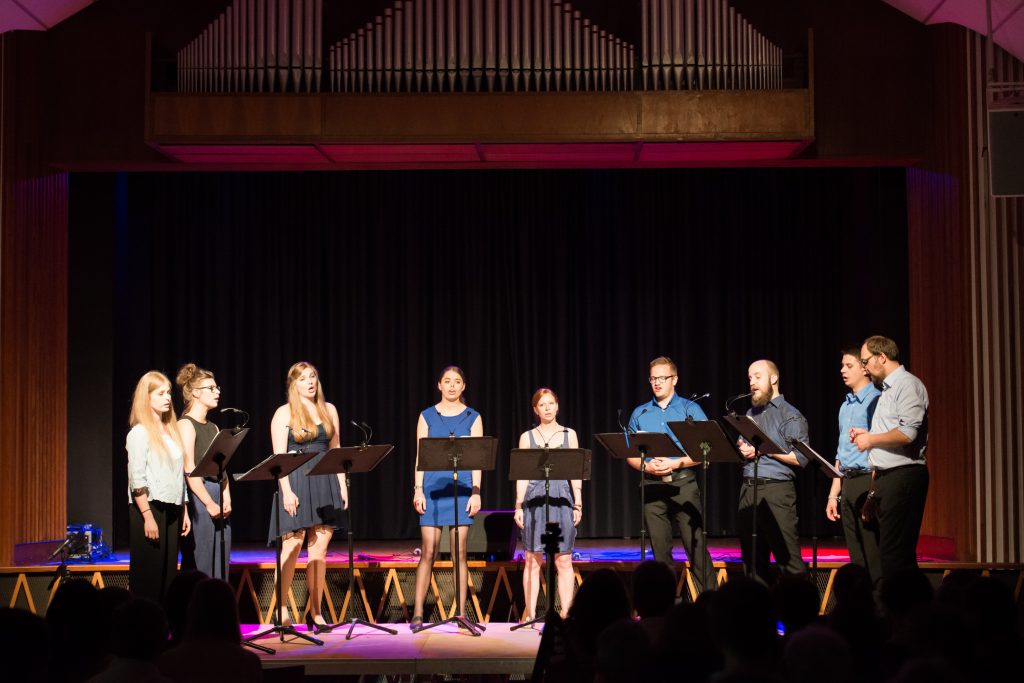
[522,551,542,619]
[277,530,306,625]
[413,526,441,619]
[554,553,575,617]
[305,525,333,623]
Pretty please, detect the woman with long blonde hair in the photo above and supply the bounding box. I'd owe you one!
[127,370,191,601]
[267,362,348,633]
[177,362,231,579]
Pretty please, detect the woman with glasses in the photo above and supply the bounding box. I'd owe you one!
[514,387,582,623]
[410,366,483,630]
[127,371,191,601]
[176,362,231,579]
[267,361,347,633]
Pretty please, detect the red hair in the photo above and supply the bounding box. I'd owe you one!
[531,387,559,408]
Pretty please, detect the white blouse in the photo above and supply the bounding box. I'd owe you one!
[126,424,185,505]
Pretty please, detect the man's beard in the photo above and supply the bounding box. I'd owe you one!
[751,387,771,408]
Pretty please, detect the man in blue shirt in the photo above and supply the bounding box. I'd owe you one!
[627,356,715,594]
[736,359,809,584]
[850,335,929,581]
[826,347,882,587]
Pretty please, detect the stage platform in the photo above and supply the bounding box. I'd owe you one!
[5,537,1019,625]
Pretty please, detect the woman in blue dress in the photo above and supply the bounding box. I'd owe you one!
[267,362,347,633]
[514,388,582,622]
[410,366,483,629]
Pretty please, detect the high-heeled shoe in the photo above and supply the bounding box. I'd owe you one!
[305,612,334,634]
[276,606,294,628]
[409,614,424,631]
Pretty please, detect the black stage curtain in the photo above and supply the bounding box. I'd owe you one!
[90,168,909,547]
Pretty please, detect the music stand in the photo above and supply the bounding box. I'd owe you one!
[308,443,399,639]
[719,414,788,582]
[189,427,248,581]
[415,436,498,636]
[235,450,324,650]
[594,432,681,561]
[507,448,592,631]
[667,418,740,594]
[791,440,842,577]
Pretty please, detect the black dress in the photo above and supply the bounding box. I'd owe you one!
[267,424,345,543]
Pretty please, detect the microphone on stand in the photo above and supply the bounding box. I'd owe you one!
[685,393,710,421]
[220,407,249,429]
[725,392,753,415]
[350,420,371,446]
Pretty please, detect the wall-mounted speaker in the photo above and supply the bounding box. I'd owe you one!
[989,108,1024,197]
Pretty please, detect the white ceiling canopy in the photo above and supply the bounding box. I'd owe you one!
[0,0,95,33]
[2,1,1021,63]
[883,0,1024,62]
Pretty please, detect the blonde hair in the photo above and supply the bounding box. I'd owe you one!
[129,371,184,461]
[176,362,214,414]
[286,362,335,443]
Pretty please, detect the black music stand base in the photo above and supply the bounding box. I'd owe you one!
[415,437,497,637]
[511,520,562,632]
[317,447,400,639]
[245,491,323,650]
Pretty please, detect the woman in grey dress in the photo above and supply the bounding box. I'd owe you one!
[513,388,582,622]
[267,362,348,633]
[177,362,231,579]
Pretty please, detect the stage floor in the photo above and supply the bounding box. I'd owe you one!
[243,620,540,677]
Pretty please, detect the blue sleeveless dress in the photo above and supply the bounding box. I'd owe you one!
[522,428,577,553]
[419,406,479,527]
[268,424,345,543]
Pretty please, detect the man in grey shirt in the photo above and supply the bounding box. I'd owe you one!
[849,335,929,582]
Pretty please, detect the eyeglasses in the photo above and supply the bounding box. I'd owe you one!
[649,375,677,385]
[198,385,222,393]
[859,354,878,367]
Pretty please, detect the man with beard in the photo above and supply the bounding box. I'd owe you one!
[826,348,882,587]
[626,356,716,594]
[736,359,809,584]
[850,335,929,581]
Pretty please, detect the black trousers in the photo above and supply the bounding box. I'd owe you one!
[129,500,183,602]
[643,476,715,594]
[737,479,806,585]
[874,465,929,582]
[840,474,882,587]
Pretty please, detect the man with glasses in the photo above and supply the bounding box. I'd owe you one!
[850,335,929,581]
[827,348,882,587]
[626,356,715,594]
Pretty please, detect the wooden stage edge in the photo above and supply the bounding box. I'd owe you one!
[4,554,1022,627]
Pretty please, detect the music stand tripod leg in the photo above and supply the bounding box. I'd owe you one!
[512,474,553,632]
[415,466,482,636]
[245,489,323,650]
[331,465,398,639]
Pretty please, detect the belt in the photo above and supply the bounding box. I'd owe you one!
[643,470,692,484]
[843,469,872,478]
[874,463,925,478]
[742,477,789,486]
